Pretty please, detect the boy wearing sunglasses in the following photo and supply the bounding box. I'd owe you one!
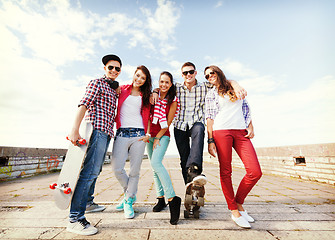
[66,54,121,235]
[174,62,246,185]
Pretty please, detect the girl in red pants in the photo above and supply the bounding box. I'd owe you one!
[205,65,262,229]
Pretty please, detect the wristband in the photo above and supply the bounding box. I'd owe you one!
[154,137,161,140]
[207,138,215,144]
[146,133,151,137]
[153,90,159,94]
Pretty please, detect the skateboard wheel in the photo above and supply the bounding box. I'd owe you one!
[64,188,72,194]
[185,194,192,205]
[49,183,57,190]
[194,210,200,219]
[78,139,86,145]
[198,197,204,206]
[184,210,190,218]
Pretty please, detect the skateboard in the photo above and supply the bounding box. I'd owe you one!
[184,176,206,219]
[49,122,93,210]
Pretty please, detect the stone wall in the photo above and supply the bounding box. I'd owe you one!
[205,143,335,186]
[0,146,112,181]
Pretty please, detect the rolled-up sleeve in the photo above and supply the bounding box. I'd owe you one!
[242,99,251,127]
[205,89,219,120]
[78,79,100,108]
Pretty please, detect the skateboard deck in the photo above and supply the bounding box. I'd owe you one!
[184,177,206,219]
[50,122,93,210]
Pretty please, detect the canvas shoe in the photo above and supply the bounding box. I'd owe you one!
[192,174,207,187]
[239,210,255,222]
[115,198,125,211]
[66,218,98,235]
[86,202,106,213]
[116,195,136,211]
[231,214,251,229]
[124,197,135,219]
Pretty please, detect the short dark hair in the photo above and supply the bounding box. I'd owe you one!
[181,62,196,70]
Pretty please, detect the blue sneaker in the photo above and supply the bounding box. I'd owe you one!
[116,195,136,211]
[115,198,125,211]
[124,197,135,219]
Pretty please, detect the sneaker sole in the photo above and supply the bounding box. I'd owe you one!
[66,227,98,236]
[192,176,207,186]
[86,207,106,213]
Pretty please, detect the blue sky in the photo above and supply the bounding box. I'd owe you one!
[0,0,334,153]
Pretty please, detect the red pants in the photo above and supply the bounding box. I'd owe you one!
[213,129,262,210]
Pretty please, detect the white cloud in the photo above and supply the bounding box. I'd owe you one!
[142,0,180,56]
[215,1,223,8]
[250,75,335,147]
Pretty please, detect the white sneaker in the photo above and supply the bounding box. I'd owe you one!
[239,210,255,222]
[192,175,207,186]
[86,202,106,213]
[231,214,251,229]
[66,218,98,235]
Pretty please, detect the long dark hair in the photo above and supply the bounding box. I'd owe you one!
[204,65,237,102]
[135,65,152,106]
[160,71,176,105]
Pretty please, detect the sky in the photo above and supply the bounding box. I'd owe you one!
[0,0,334,155]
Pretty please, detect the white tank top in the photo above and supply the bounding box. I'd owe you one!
[120,95,144,129]
[213,95,246,130]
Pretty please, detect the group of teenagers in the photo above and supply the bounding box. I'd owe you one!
[66,54,262,235]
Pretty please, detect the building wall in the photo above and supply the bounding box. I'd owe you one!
[205,143,335,186]
[1,143,335,185]
[0,147,112,180]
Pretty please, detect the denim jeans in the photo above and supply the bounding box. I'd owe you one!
[112,128,146,200]
[147,136,176,199]
[69,129,111,222]
[174,122,205,184]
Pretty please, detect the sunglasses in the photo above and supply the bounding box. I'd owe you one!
[182,70,195,76]
[205,71,215,80]
[107,65,121,72]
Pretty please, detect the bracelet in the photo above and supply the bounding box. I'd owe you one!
[153,90,159,94]
[146,133,151,137]
[207,138,215,144]
[154,137,161,140]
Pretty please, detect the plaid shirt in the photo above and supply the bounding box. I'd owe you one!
[173,81,214,131]
[79,75,118,137]
[205,87,251,127]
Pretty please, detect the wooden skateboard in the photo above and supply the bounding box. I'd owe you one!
[49,122,93,210]
[184,176,206,219]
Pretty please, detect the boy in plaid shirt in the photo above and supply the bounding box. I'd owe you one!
[66,54,121,236]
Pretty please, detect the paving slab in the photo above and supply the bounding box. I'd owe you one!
[0,156,334,239]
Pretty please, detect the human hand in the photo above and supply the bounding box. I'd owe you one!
[208,143,217,158]
[244,125,254,139]
[153,138,161,149]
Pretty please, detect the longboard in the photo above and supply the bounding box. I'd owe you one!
[50,122,93,210]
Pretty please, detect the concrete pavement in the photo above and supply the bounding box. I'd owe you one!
[0,156,335,239]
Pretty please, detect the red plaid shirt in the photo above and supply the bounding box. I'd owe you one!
[79,75,118,137]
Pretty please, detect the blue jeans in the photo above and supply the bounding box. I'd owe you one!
[174,122,205,184]
[69,129,111,222]
[147,136,176,199]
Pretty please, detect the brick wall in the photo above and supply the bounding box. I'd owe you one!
[205,143,335,186]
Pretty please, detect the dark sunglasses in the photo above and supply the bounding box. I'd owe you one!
[205,71,215,80]
[107,65,121,72]
[182,70,195,76]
